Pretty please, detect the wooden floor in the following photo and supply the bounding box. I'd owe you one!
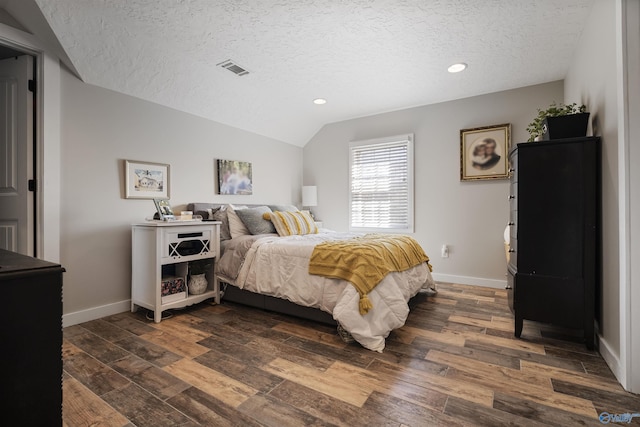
[62,283,639,426]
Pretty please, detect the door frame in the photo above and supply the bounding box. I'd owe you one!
[617,0,640,394]
[0,22,61,262]
[0,53,34,255]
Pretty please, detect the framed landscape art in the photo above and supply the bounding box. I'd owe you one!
[124,160,170,199]
[460,123,511,181]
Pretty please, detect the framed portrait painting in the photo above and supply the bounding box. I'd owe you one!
[460,123,511,181]
[124,160,170,199]
[216,159,253,195]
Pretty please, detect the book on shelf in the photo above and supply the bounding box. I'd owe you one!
[161,276,186,304]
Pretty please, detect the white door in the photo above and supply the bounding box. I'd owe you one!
[0,55,34,255]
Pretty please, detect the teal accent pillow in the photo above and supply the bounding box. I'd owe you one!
[235,206,276,235]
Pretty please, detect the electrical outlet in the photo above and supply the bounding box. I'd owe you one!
[441,244,449,258]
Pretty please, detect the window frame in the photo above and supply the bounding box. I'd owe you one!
[348,134,414,233]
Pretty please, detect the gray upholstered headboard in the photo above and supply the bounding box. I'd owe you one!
[187,203,299,241]
[187,203,298,219]
[187,203,225,219]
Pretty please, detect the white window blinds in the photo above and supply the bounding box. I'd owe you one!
[349,134,414,233]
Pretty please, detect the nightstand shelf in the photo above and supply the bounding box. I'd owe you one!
[131,221,221,322]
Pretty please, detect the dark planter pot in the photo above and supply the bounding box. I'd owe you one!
[542,112,590,140]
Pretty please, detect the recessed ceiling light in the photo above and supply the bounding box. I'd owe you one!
[447,63,467,73]
[313,98,327,105]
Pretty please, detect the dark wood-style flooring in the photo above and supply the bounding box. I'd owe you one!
[62,282,640,426]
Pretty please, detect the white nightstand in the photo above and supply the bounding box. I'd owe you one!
[131,221,221,322]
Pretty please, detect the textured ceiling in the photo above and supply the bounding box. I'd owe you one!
[34,0,595,146]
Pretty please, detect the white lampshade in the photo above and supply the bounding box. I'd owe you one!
[302,186,318,207]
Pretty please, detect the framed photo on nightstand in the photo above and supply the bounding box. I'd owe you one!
[153,198,175,220]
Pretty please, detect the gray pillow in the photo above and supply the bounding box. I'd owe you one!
[235,206,276,235]
[268,204,299,213]
[211,207,231,241]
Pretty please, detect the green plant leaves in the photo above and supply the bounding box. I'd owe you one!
[526,102,587,142]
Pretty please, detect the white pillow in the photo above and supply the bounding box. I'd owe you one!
[226,204,250,239]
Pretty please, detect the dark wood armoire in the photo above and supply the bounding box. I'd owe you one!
[0,249,64,424]
[507,137,600,349]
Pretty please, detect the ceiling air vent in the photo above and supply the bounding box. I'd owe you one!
[217,59,249,76]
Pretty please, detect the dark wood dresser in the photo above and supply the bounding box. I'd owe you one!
[0,249,64,425]
[507,137,600,349]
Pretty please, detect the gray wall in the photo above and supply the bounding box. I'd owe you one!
[564,0,620,370]
[564,0,640,392]
[303,81,564,286]
[60,67,302,321]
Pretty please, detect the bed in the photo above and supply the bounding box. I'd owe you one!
[188,203,437,352]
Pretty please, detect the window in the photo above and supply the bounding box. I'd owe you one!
[349,134,414,233]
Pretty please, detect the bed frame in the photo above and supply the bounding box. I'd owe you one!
[221,281,429,328]
[220,281,337,325]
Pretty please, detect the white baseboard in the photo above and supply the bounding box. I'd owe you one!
[598,334,626,389]
[62,274,504,327]
[431,273,507,289]
[63,300,131,328]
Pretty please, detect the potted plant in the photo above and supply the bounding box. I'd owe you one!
[526,102,589,142]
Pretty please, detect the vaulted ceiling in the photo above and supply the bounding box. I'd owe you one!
[22,1,597,146]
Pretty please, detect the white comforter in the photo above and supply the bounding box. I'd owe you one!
[232,232,435,352]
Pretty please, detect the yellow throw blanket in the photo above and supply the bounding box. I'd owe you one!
[309,234,432,315]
